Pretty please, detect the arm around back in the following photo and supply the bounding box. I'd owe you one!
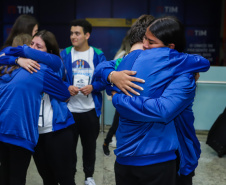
[112,73,196,123]
[42,66,70,102]
[4,45,61,72]
[93,59,116,85]
[169,49,210,76]
[0,47,17,65]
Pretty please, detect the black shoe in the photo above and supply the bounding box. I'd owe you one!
[103,144,110,156]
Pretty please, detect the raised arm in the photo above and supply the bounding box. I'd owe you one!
[3,45,61,72]
[93,59,117,84]
[170,50,210,76]
[0,47,18,65]
[93,58,144,96]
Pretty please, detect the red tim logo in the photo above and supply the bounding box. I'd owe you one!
[8,5,17,14]
[187,30,194,36]
[7,5,34,14]
[156,6,164,13]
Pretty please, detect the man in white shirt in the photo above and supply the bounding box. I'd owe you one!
[60,19,106,185]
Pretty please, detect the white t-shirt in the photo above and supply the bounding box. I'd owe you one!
[67,47,95,113]
[38,93,53,134]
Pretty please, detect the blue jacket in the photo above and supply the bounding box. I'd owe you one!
[0,64,70,152]
[95,47,210,175]
[1,46,74,133]
[60,46,106,117]
[0,45,61,72]
[50,62,75,132]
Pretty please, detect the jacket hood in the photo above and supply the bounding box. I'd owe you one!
[0,67,21,82]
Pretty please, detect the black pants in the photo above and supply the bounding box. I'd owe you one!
[104,110,119,145]
[176,172,194,185]
[115,160,176,185]
[0,142,32,185]
[176,151,194,185]
[72,109,100,179]
[33,124,76,185]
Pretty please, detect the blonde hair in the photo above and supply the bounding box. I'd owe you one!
[12,33,32,47]
[0,34,32,76]
[114,31,131,59]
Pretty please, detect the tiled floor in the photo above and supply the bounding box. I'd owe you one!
[193,134,226,185]
[26,130,226,185]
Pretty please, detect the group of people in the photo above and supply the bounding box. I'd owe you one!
[0,14,104,185]
[95,14,210,185]
[0,13,210,185]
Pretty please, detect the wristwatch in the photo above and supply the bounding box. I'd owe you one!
[15,57,20,64]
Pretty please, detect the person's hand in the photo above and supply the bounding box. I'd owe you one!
[17,57,40,73]
[68,85,79,96]
[80,85,93,96]
[111,91,117,97]
[195,73,200,82]
[108,70,145,97]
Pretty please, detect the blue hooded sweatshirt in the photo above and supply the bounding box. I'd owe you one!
[0,54,70,152]
[93,47,210,175]
[1,45,75,132]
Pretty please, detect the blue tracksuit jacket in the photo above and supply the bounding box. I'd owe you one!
[60,46,107,117]
[93,47,210,175]
[0,53,71,152]
[0,45,61,72]
[1,45,75,132]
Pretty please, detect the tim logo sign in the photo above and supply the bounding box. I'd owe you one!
[156,6,178,13]
[7,5,34,14]
[187,29,208,37]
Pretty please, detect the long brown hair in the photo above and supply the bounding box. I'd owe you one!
[33,30,60,57]
[114,30,131,59]
[2,14,38,49]
[0,30,60,76]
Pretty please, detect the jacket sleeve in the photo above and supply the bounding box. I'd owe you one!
[0,55,17,65]
[60,49,72,88]
[170,50,210,76]
[4,45,61,72]
[93,59,116,85]
[0,47,18,65]
[56,61,68,80]
[92,57,125,94]
[112,73,196,123]
[43,68,70,102]
[63,81,71,89]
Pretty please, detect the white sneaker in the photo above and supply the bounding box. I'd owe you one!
[109,136,117,148]
[85,177,96,185]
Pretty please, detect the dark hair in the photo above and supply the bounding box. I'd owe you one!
[2,14,38,49]
[148,16,186,52]
[129,14,155,46]
[33,30,60,57]
[0,34,32,76]
[70,19,92,34]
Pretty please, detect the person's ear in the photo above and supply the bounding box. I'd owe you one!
[168,43,175,49]
[85,32,90,40]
